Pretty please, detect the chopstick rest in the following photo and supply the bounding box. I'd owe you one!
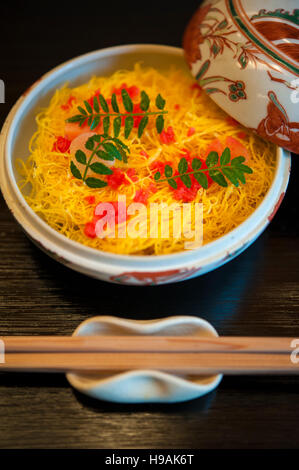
[66,315,222,404]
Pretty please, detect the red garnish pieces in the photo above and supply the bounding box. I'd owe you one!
[174,104,180,110]
[125,168,138,182]
[121,103,143,127]
[61,96,76,110]
[112,83,128,95]
[52,136,71,153]
[107,168,138,189]
[190,83,202,96]
[84,196,96,205]
[237,131,247,139]
[133,189,149,205]
[160,126,176,145]
[171,158,213,202]
[132,103,143,128]
[187,127,195,137]
[140,150,149,158]
[112,83,139,100]
[127,85,139,99]
[107,168,126,189]
[84,222,97,239]
[147,182,158,194]
[226,116,240,127]
[150,160,173,175]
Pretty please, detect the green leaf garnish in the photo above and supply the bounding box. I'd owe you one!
[85,138,94,151]
[93,96,99,113]
[99,94,109,113]
[70,161,82,179]
[90,116,100,131]
[209,169,228,187]
[168,178,177,189]
[138,115,148,138]
[220,147,230,165]
[103,116,110,135]
[69,133,130,188]
[164,165,173,178]
[102,142,121,160]
[222,167,239,186]
[96,150,114,161]
[178,158,188,174]
[124,116,134,139]
[180,174,192,188]
[206,151,219,167]
[154,148,253,192]
[156,93,166,110]
[85,177,107,188]
[67,114,83,123]
[77,106,87,115]
[66,90,167,139]
[156,115,164,134]
[89,162,113,175]
[231,156,246,166]
[75,150,87,164]
[192,158,202,170]
[140,91,150,111]
[84,100,93,114]
[194,172,208,189]
[111,93,119,113]
[113,116,121,138]
[121,89,133,113]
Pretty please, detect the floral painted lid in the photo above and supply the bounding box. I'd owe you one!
[183,0,299,153]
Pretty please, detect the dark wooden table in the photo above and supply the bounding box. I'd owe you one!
[0,2,299,449]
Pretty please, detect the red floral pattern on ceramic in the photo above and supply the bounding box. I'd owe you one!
[110,267,201,285]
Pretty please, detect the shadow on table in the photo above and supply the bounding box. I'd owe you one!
[27,229,268,334]
[71,386,218,414]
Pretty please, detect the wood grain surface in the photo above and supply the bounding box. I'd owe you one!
[0,1,299,449]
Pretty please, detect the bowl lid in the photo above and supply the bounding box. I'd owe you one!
[183,0,299,153]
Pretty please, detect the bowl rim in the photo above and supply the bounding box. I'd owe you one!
[0,43,291,272]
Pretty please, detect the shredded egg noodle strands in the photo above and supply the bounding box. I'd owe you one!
[17,64,276,255]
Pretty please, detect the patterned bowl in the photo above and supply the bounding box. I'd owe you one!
[0,44,291,285]
[183,0,299,154]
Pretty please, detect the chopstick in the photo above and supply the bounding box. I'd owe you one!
[1,352,298,375]
[0,335,298,375]
[0,335,296,353]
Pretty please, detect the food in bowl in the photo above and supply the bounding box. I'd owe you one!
[17,62,276,256]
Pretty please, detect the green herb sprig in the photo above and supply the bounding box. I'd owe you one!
[154,148,253,189]
[66,90,167,139]
[70,134,129,188]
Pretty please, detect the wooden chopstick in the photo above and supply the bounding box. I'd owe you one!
[0,336,298,375]
[0,336,296,354]
[1,352,299,375]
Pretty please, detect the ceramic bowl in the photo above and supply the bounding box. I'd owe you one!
[183,0,299,154]
[0,44,291,285]
[66,315,222,403]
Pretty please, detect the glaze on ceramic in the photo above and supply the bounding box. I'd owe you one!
[183,0,299,153]
[66,315,222,403]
